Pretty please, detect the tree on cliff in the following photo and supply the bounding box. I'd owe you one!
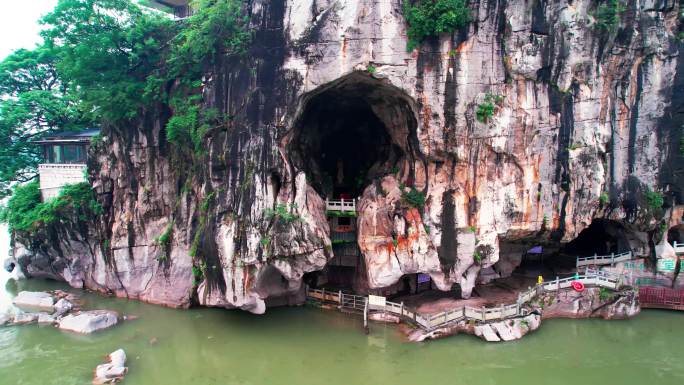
[0,46,84,198]
[0,0,250,197]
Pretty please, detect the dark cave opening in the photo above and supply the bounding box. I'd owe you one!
[291,73,412,199]
[562,219,629,257]
[295,73,419,294]
[668,225,684,246]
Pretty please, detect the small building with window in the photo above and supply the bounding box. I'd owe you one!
[147,0,192,19]
[35,129,100,200]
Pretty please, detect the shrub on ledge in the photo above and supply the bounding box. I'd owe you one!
[0,181,102,233]
[403,0,470,51]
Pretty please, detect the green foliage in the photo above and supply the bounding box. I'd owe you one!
[593,0,626,33]
[599,287,613,301]
[401,187,426,209]
[366,64,377,74]
[260,236,271,247]
[332,239,355,246]
[1,0,253,200]
[473,250,482,264]
[393,238,399,248]
[567,143,580,151]
[0,181,102,233]
[475,94,503,123]
[644,188,664,210]
[155,222,174,261]
[326,210,357,218]
[599,192,610,205]
[0,47,86,197]
[468,226,477,233]
[192,262,206,285]
[264,203,301,224]
[424,224,430,234]
[403,0,470,51]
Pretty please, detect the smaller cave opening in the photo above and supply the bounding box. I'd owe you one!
[255,265,300,307]
[562,219,629,256]
[667,225,684,246]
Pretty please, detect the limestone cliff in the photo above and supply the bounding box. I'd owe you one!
[12,0,684,312]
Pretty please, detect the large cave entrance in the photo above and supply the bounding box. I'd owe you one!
[290,72,413,199]
[293,72,418,292]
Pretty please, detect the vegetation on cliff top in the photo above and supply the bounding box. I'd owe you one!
[0,0,252,199]
[0,181,102,233]
[403,0,470,51]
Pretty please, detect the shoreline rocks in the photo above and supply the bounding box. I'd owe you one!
[3,291,120,334]
[13,291,55,312]
[58,310,119,334]
[93,349,128,384]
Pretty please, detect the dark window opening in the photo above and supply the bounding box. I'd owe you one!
[43,144,87,164]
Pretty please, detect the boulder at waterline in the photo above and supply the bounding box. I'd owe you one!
[93,349,127,384]
[13,291,54,312]
[58,310,118,334]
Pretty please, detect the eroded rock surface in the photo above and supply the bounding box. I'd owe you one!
[10,0,684,311]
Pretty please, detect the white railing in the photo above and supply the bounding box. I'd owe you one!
[674,242,684,254]
[306,270,625,331]
[576,251,633,268]
[326,198,356,213]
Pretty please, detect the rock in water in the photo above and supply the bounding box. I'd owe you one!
[93,349,127,384]
[53,298,74,317]
[58,310,118,334]
[13,291,54,312]
[12,312,39,325]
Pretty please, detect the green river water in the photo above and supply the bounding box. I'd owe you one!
[1,226,684,385]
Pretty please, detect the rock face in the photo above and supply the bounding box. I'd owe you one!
[11,1,684,310]
[58,310,118,334]
[537,287,640,319]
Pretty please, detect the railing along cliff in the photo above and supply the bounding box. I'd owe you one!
[306,270,625,331]
[576,251,634,268]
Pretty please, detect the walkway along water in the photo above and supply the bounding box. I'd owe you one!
[306,269,626,332]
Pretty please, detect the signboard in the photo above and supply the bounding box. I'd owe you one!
[417,273,431,284]
[657,258,676,272]
[368,295,386,307]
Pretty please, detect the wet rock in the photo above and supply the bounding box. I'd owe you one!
[37,313,56,325]
[93,349,127,384]
[53,298,73,317]
[58,310,118,334]
[474,314,541,342]
[12,312,39,325]
[538,287,639,319]
[13,291,54,312]
[3,258,16,273]
[0,313,13,326]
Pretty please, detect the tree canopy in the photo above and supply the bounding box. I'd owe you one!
[0,0,251,199]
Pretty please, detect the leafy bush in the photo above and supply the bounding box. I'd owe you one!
[264,203,301,224]
[366,64,376,74]
[155,222,174,261]
[644,188,664,210]
[599,192,609,205]
[599,287,613,301]
[403,0,470,51]
[401,187,426,209]
[593,0,626,33]
[0,181,102,233]
[473,250,482,264]
[475,94,504,123]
